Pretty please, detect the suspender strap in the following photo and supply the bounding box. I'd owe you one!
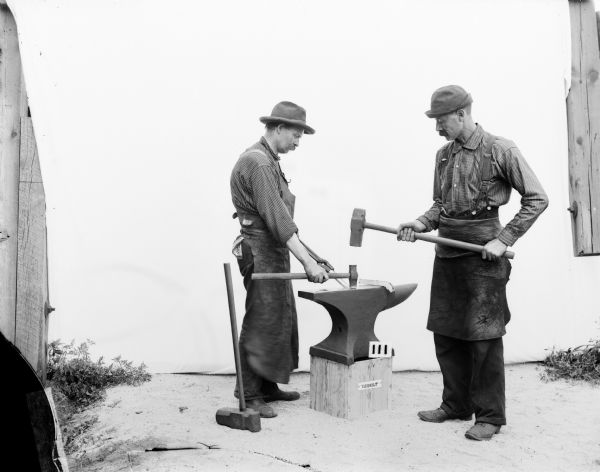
[438,144,455,216]
[472,133,497,214]
[438,144,453,169]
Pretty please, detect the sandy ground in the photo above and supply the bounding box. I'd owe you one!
[64,363,600,472]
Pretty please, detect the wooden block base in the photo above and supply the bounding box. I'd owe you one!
[309,355,392,419]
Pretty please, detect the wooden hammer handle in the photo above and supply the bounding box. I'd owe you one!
[223,263,247,411]
[252,272,350,281]
[365,222,515,260]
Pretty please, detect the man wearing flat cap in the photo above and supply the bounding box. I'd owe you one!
[397,85,548,440]
[230,101,328,418]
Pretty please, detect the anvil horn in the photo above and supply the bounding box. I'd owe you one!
[385,283,417,310]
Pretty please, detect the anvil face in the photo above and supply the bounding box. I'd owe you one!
[299,283,417,365]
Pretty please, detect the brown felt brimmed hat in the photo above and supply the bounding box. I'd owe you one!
[425,85,473,118]
[259,101,315,134]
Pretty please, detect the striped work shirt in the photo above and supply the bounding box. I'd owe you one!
[417,125,549,247]
[230,137,298,245]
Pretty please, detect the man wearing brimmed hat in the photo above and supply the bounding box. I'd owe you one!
[397,85,548,440]
[230,101,328,418]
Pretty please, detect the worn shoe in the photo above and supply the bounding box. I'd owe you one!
[246,399,277,418]
[417,408,473,423]
[465,422,501,441]
[263,389,301,403]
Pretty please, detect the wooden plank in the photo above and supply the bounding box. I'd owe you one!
[19,57,29,118]
[0,3,25,339]
[567,0,600,256]
[310,356,392,419]
[16,117,48,375]
[597,12,600,55]
[347,357,392,419]
[310,355,348,418]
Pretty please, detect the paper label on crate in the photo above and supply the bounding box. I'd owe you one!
[357,379,382,390]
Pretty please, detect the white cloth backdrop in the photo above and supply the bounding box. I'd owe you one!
[10,0,600,373]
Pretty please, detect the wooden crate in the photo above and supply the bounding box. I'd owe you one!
[309,355,392,419]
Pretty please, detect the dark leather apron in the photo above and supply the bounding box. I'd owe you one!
[234,158,299,384]
[427,210,511,340]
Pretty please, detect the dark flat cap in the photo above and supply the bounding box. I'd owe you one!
[425,85,473,118]
[260,101,315,134]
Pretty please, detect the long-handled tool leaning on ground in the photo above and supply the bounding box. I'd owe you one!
[215,263,261,432]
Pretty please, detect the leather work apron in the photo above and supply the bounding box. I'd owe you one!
[234,171,298,385]
[427,210,512,340]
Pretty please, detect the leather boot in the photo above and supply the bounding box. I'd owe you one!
[465,422,501,441]
[417,408,472,423]
[263,388,300,403]
[246,399,277,418]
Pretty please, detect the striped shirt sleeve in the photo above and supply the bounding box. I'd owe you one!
[494,144,549,246]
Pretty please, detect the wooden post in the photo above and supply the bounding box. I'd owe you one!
[16,118,49,379]
[0,3,57,467]
[0,2,24,338]
[566,0,600,256]
[0,2,50,381]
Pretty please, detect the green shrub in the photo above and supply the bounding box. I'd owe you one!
[48,339,151,410]
[542,339,600,384]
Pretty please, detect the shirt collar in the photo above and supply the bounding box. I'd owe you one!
[260,137,280,161]
[451,124,485,154]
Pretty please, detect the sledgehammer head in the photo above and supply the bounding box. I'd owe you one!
[350,208,366,247]
[216,407,261,432]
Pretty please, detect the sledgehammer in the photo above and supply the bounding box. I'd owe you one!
[215,263,261,432]
[349,208,515,259]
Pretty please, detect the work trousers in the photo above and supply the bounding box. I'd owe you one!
[434,333,506,425]
[234,234,297,401]
[236,344,280,400]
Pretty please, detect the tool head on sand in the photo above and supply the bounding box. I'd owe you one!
[349,208,367,247]
[215,407,261,432]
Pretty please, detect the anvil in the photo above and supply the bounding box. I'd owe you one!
[299,283,417,365]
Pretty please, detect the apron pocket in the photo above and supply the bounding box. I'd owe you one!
[469,258,511,280]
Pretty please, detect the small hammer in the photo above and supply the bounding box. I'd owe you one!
[350,208,515,259]
[252,265,358,287]
[298,237,348,288]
